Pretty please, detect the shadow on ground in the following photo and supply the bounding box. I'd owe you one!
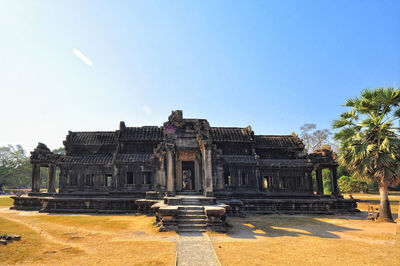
[223,215,362,239]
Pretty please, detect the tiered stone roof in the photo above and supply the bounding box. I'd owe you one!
[255,135,304,149]
[118,126,163,141]
[222,155,257,164]
[259,159,312,168]
[65,131,116,145]
[210,127,253,142]
[115,153,152,163]
[59,154,113,165]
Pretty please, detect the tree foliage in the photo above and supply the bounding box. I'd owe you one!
[311,169,334,194]
[338,176,369,193]
[333,87,400,222]
[0,145,31,190]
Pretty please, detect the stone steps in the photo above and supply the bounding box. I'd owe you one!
[178,214,207,219]
[177,206,207,232]
[177,218,206,224]
[178,228,207,233]
[181,201,201,205]
[178,224,207,229]
[179,210,204,215]
[178,206,204,210]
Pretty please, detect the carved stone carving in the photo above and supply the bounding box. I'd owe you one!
[179,151,197,161]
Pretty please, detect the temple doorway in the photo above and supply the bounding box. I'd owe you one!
[182,161,195,191]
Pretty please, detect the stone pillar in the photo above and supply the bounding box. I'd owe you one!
[316,168,323,195]
[195,158,201,192]
[331,167,339,196]
[113,165,120,190]
[77,171,84,191]
[159,158,166,189]
[31,164,40,192]
[255,167,262,191]
[166,144,175,193]
[176,158,182,191]
[58,168,66,193]
[307,171,313,194]
[202,147,213,196]
[48,164,56,193]
[217,165,224,190]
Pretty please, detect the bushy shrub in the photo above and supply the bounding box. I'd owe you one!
[338,176,369,193]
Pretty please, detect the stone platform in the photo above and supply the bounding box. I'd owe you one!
[11,191,358,217]
[11,192,144,214]
[151,195,228,233]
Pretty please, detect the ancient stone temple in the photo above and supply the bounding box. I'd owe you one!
[12,110,356,229]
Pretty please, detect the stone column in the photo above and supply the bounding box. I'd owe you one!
[195,158,201,192]
[202,147,213,196]
[255,167,262,191]
[77,171,84,191]
[48,164,56,193]
[159,158,166,189]
[307,171,313,194]
[166,144,175,193]
[176,158,182,191]
[113,165,120,190]
[316,168,323,195]
[31,164,40,192]
[58,168,66,193]
[217,165,224,190]
[331,167,339,196]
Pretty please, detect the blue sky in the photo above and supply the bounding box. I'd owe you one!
[0,1,399,152]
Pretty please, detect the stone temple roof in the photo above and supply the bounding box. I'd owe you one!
[115,153,152,163]
[65,132,116,145]
[255,135,304,149]
[222,155,257,164]
[210,127,253,142]
[259,159,312,168]
[118,126,163,141]
[59,154,113,165]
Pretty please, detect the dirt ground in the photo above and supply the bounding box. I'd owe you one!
[1,193,399,265]
[210,192,400,265]
[0,198,177,265]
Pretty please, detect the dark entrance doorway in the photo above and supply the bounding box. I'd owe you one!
[182,161,195,191]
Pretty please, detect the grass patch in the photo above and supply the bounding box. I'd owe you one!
[213,238,400,265]
[26,214,165,234]
[347,192,400,217]
[0,216,84,265]
[0,213,176,265]
[0,196,13,207]
[211,214,400,266]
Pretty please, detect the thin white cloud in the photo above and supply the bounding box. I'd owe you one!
[142,105,152,115]
[72,49,93,66]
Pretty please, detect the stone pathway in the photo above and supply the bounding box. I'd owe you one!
[177,232,220,266]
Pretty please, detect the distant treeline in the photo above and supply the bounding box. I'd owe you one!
[0,145,64,190]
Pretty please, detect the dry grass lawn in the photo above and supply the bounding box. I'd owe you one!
[0,196,13,207]
[1,193,400,265]
[0,197,176,265]
[210,192,400,266]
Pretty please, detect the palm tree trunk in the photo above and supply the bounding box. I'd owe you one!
[378,182,394,222]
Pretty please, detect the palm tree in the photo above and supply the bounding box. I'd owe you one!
[333,87,400,222]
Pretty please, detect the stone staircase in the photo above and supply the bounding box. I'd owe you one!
[177,206,207,232]
[151,194,228,232]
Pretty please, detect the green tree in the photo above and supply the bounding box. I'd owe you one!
[0,145,31,190]
[338,176,369,193]
[52,147,65,155]
[333,88,400,222]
